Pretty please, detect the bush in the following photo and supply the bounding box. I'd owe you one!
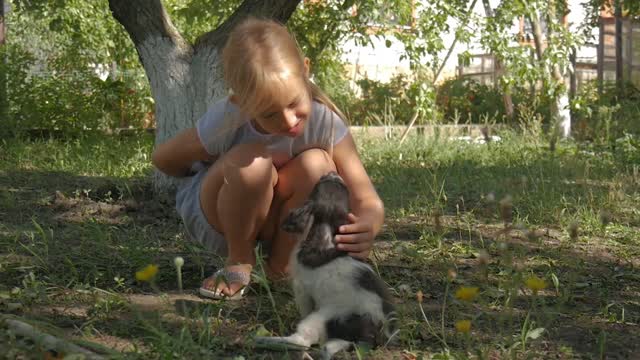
[347,74,416,126]
[312,57,359,125]
[436,78,507,123]
[571,80,640,143]
[0,44,153,137]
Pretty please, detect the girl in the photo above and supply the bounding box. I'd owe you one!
[152,17,384,300]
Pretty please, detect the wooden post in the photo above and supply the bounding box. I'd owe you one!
[570,47,577,99]
[615,0,623,84]
[530,47,536,96]
[597,16,604,95]
[481,55,485,85]
[626,19,632,81]
[0,0,5,45]
[492,55,497,86]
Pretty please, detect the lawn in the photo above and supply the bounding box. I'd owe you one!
[0,131,639,359]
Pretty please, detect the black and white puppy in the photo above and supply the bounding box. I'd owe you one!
[256,172,396,359]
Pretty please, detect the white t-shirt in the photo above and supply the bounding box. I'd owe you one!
[196,97,349,169]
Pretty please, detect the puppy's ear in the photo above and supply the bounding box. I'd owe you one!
[282,203,313,233]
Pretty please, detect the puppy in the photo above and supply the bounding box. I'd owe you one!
[256,172,395,359]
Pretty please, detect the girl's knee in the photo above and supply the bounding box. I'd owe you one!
[222,143,278,191]
[275,148,336,200]
[292,148,336,176]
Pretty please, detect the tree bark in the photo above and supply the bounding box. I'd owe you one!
[548,0,571,138]
[614,0,623,86]
[481,0,514,120]
[527,4,571,137]
[108,0,301,192]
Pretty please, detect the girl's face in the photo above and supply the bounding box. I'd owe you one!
[250,75,312,138]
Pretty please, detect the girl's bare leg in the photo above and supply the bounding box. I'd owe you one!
[199,143,278,296]
[262,149,336,277]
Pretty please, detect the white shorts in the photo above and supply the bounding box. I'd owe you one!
[175,168,228,256]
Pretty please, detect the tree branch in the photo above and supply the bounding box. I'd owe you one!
[194,0,301,52]
[308,0,356,62]
[527,11,544,62]
[108,0,192,62]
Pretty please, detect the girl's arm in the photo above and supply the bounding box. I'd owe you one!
[152,128,216,177]
[332,133,384,259]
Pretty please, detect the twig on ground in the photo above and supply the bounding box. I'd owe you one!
[2,315,109,359]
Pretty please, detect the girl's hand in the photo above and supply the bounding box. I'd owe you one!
[335,213,375,259]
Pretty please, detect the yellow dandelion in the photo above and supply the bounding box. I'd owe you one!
[455,320,472,333]
[525,276,547,293]
[136,264,159,282]
[455,286,479,302]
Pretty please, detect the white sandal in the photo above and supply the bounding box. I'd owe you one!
[199,267,251,300]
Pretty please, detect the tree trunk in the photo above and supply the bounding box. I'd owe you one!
[614,0,623,87]
[108,0,301,192]
[481,0,514,120]
[527,5,571,137]
[548,1,571,138]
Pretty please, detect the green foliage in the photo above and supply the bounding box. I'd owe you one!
[312,58,359,123]
[437,78,506,123]
[344,74,555,126]
[572,81,640,143]
[4,0,636,137]
[286,0,415,124]
[11,0,137,68]
[350,74,414,125]
[393,0,477,72]
[338,71,441,126]
[289,0,414,63]
[3,0,153,135]
[165,0,242,43]
[1,44,153,135]
[435,77,558,125]
[480,0,582,102]
[5,0,417,133]
[387,1,481,123]
[581,0,640,28]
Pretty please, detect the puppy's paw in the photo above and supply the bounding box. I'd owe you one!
[320,339,353,360]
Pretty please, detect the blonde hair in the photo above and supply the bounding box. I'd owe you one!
[222,17,347,123]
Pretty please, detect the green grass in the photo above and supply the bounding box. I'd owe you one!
[0,131,639,359]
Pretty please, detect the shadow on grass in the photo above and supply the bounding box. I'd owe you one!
[377,220,639,357]
[1,147,639,358]
[0,169,200,289]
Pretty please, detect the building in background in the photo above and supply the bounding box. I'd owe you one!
[340,0,639,92]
